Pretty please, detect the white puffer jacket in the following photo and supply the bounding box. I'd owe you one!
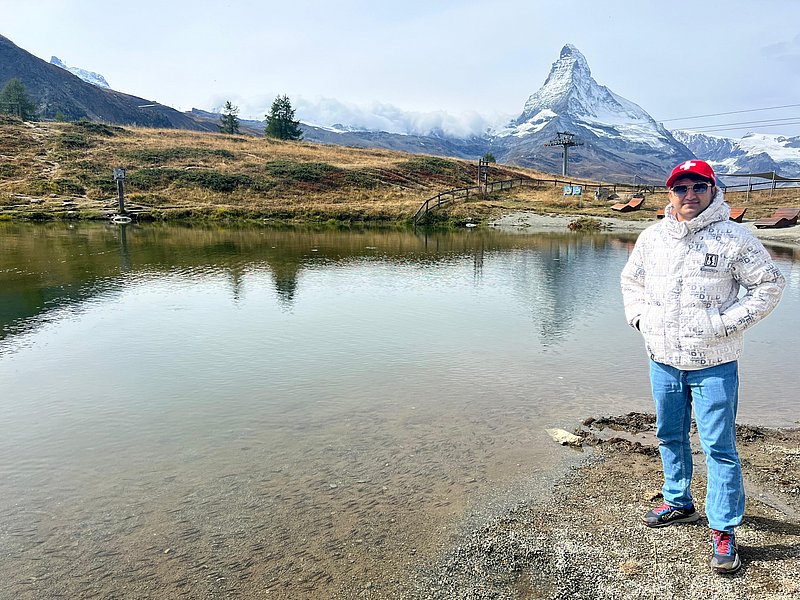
[621,189,785,369]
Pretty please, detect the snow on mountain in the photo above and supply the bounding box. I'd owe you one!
[673,130,800,178]
[491,44,692,182]
[50,56,110,88]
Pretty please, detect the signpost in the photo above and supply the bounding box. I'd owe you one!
[477,158,489,194]
[113,167,126,215]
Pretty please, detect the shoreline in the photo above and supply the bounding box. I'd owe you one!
[490,210,800,247]
[414,414,800,599]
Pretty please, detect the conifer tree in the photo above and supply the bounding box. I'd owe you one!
[0,78,37,121]
[264,95,303,140]
[218,100,240,134]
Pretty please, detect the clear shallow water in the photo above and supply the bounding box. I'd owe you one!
[1,222,798,598]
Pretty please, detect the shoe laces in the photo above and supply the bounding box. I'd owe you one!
[713,529,735,555]
[654,502,674,515]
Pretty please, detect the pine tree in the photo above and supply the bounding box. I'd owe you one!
[264,95,302,140]
[218,100,240,134]
[0,78,37,121]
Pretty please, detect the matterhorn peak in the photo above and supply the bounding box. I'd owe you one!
[516,43,616,123]
[492,44,693,182]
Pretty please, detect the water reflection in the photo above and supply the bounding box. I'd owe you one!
[0,222,639,345]
[1,221,798,598]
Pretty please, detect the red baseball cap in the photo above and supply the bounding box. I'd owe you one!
[666,159,716,188]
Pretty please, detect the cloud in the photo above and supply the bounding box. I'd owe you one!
[208,94,512,139]
[761,33,800,62]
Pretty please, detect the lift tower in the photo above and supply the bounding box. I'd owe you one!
[544,131,583,177]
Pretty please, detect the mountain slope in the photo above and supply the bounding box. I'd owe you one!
[490,44,693,182]
[673,130,800,178]
[0,34,212,130]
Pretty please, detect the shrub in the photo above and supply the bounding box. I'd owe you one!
[126,167,263,193]
[567,216,604,231]
[0,163,19,177]
[397,156,455,175]
[126,168,182,190]
[52,178,86,195]
[74,119,124,136]
[121,147,235,163]
[263,160,341,183]
[343,170,380,188]
[58,133,92,149]
[177,170,253,192]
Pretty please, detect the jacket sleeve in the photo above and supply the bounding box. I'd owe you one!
[620,237,647,330]
[720,236,785,335]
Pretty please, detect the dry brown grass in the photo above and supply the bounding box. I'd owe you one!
[1,117,799,224]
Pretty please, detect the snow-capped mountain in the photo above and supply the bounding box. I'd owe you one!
[490,44,693,182]
[50,56,110,88]
[673,130,800,179]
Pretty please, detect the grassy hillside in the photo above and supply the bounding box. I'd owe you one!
[1,115,797,224]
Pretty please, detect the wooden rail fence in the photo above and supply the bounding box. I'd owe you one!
[412,175,800,225]
[413,177,657,224]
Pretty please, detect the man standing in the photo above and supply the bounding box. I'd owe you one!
[620,159,785,574]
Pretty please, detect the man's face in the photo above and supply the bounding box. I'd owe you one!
[668,176,715,222]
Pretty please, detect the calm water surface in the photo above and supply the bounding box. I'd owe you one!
[1,222,798,598]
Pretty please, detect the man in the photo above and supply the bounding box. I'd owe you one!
[620,159,785,574]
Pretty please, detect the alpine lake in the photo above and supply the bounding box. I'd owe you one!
[2,221,799,598]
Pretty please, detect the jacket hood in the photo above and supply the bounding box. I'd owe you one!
[663,188,730,239]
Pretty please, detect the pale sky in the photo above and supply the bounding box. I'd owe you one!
[3,0,800,138]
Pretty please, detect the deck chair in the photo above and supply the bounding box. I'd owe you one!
[754,208,800,229]
[729,207,747,222]
[611,196,645,212]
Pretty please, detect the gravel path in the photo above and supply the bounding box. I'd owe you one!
[413,415,800,599]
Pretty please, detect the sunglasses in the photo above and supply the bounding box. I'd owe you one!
[671,182,712,196]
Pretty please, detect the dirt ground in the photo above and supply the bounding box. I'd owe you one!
[415,414,800,599]
[490,210,800,248]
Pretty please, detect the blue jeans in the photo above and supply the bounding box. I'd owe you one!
[649,360,744,532]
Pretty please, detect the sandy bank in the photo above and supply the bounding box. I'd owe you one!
[490,211,800,247]
[414,414,800,599]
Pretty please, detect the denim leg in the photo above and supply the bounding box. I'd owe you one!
[650,360,694,508]
[688,361,743,532]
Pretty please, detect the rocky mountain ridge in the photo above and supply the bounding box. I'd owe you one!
[0,34,212,130]
[4,33,798,183]
[673,130,800,179]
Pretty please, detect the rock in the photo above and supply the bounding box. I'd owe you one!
[545,428,583,447]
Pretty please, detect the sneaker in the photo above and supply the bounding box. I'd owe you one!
[642,502,701,528]
[710,529,741,574]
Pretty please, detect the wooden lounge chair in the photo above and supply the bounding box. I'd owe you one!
[754,208,800,229]
[611,196,645,212]
[729,207,747,222]
[656,206,746,221]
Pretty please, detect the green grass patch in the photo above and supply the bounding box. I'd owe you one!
[567,216,604,231]
[58,132,93,149]
[52,178,86,195]
[397,156,457,176]
[0,163,19,177]
[343,169,380,188]
[73,119,125,136]
[121,147,236,163]
[263,160,341,183]
[127,167,268,193]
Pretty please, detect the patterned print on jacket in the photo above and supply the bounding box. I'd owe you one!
[621,188,785,369]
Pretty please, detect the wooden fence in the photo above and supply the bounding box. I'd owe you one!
[412,175,800,224]
[413,177,658,224]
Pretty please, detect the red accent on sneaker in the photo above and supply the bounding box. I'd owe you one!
[654,502,673,515]
[713,530,734,555]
